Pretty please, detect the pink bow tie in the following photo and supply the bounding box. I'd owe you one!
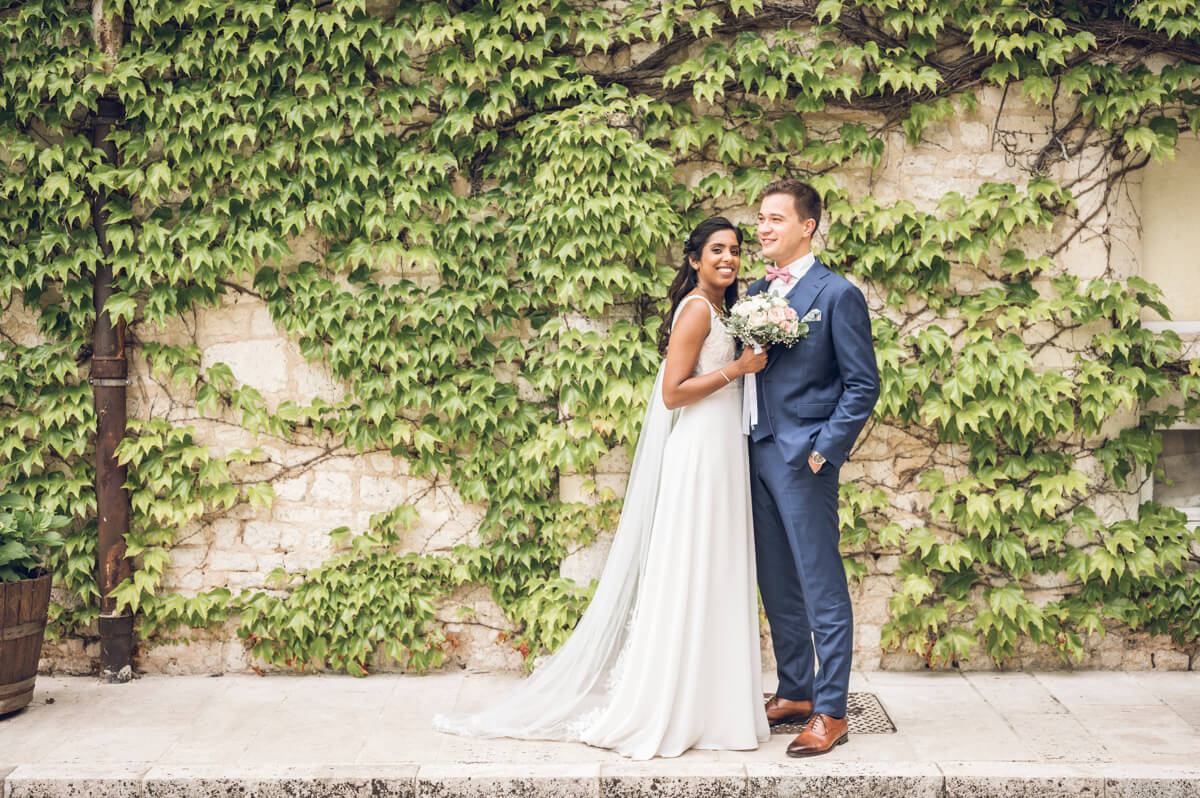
[765,265,792,283]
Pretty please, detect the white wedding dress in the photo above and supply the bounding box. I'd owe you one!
[434,294,768,759]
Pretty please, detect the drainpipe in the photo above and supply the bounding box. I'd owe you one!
[90,95,133,683]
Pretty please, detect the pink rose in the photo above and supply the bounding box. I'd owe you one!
[767,306,789,324]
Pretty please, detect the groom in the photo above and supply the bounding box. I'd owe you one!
[745,180,879,757]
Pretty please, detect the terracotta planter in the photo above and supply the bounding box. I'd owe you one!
[0,570,52,716]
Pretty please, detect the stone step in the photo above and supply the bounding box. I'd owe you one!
[4,762,1199,798]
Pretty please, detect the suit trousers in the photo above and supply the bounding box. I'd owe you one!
[749,434,853,718]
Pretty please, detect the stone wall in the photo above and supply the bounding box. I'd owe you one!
[30,84,1200,677]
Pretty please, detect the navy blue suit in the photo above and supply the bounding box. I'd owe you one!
[746,259,879,718]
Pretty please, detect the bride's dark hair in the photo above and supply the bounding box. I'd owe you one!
[656,216,743,355]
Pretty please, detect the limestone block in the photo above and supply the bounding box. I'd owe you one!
[208,519,242,550]
[957,121,991,150]
[420,764,595,798]
[224,571,268,590]
[1149,647,1191,670]
[747,761,942,798]
[940,762,1104,798]
[596,446,632,475]
[278,524,306,551]
[601,762,746,798]
[303,526,341,551]
[0,296,49,347]
[250,305,278,337]
[1101,764,1200,798]
[195,301,255,344]
[256,553,285,572]
[144,765,416,798]
[141,307,194,346]
[367,451,406,474]
[879,649,926,670]
[840,462,866,483]
[201,339,289,396]
[274,501,351,528]
[441,622,526,672]
[559,473,627,503]
[222,642,251,672]
[226,501,264,520]
[560,531,614,585]
[956,656,998,672]
[361,474,409,510]
[289,342,345,403]
[273,474,311,502]
[1058,230,1111,281]
[209,551,258,572]
[162,569,204,592]
[169,546,209,570]
[283,552,329,573]
[5,764,146,798]
[855,622,882,649]
[243,521,283,551]
[263,444,329,468]
[304,470,353,504]
[140,640,221,675]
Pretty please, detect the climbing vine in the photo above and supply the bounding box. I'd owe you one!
[2,0,1199,674]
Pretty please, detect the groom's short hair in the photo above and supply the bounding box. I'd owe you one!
[762,179,821,230]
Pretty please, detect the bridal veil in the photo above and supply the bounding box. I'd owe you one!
[433,364,677,740]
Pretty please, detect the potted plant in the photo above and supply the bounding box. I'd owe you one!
[0,494,68,716]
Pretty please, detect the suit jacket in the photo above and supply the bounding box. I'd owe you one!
[746,259,880,470]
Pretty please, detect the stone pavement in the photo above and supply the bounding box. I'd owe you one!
[1,669,1198,797]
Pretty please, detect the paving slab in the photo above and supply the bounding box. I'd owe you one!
[1067,703,1200,764]
[1032,672,1168,709]
[963,671,1069,716]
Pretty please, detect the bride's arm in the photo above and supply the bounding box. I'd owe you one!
[661,301,767,409]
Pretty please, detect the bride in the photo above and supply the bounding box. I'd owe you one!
[434,217,770,759]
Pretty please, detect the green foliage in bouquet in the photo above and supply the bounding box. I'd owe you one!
[1,0,1198,673]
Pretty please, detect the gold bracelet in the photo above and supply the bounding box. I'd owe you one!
[719,368,731,383]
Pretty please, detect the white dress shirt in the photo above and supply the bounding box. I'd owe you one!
[765,251,824,462]
[767,252,816,298]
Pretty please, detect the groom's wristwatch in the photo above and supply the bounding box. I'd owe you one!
[810,451,827,466]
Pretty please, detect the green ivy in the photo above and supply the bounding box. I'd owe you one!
[2,0,1198,674]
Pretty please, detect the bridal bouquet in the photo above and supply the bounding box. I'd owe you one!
[724,294,808,434]
[722,293,808,348]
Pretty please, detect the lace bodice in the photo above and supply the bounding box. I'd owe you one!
[672,295,738,397]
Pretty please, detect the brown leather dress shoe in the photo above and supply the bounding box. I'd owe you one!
[764,695,814,726]
[786,713,849,757]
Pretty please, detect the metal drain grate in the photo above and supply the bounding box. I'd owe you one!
[766,692,897,734]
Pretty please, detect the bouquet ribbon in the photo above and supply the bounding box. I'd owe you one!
[741,344,762,434]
